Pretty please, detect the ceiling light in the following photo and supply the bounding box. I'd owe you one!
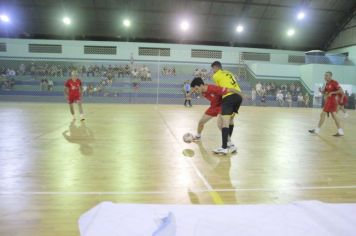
[287,28,295,36]
[62,17,71,25]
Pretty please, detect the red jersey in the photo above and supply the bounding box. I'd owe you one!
[203,85,228,107]
[323,80,340,95]
[65,78,82,97]
[323,80,340,113]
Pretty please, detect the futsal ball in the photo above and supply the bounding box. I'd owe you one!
[183,133,194,143]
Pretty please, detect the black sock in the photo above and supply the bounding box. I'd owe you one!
[229,125,234,137]
[222,128,229,149]
[184,100,187,106]
[188,100,192,106]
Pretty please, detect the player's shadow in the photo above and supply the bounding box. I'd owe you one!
[62,120,95,156]
[193,141,236,203]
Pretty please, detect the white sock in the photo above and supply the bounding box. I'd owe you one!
[338,128,344,135]
[80,113,84,118]
[315,128,320,134]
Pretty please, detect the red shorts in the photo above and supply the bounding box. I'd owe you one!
[205,105,221,117]
[68,94,81,104]
[323,96,338,113]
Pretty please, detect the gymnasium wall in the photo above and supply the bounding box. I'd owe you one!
[329,45,356,65]
[0,38,355,106]
[0,38,304,65]
[300,64,356,94]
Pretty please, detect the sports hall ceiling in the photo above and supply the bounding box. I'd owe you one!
[0,0,356,50]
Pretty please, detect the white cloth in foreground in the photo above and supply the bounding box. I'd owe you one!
[79,201,356,236]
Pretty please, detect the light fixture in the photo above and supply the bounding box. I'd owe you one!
[180,20,190,31]
[123,19,131,28]
[62,17,71,25]
[0,14,10,23]
[287,28,295,36]
[297,11,305,20]
[236,25,244,33]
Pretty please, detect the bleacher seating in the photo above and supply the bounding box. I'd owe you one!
[0,59,316,107]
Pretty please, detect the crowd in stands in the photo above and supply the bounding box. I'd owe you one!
[40,79,54,91]
[193,68,210,80]
[252,81,310,107]
[0,76,15,90]
[161,66,176,76]
[0,62,153,80]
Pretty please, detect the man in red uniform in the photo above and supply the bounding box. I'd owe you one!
[64,70,85,121]
[337,91,349,118]
[190,77,242,153]
[309,71,344,136]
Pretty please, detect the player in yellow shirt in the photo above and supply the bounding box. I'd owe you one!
[211,61,243,155]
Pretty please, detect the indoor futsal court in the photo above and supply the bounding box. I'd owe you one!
[1,0,356,235]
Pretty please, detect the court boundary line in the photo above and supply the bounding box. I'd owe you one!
[1,185,356,195]
[156,107,224,204]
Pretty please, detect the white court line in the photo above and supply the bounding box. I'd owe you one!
[1,185,356,195]
[155,108,215,192]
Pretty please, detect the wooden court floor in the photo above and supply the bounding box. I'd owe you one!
[0,102,356,236]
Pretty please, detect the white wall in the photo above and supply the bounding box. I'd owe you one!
[329,45,356,64]
[300,64,356,91]
[0,38,304,65]
[247,63,300,78]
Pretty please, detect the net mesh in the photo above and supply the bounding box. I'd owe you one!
[1,49,352,107]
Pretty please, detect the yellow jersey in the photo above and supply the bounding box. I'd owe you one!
[212,69,241,98]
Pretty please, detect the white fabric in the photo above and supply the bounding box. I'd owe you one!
[79,201,356,236]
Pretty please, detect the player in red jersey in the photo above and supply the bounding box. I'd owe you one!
[309,71,344,136]
[190,77,242,152]
[337,91,349,118]
[64,71,85,121]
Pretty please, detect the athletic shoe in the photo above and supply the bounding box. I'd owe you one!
[192,135,201,142]
[227,141,234,148]
[213,147,229,155]
[229,144,237,153]
[333,133,344,137]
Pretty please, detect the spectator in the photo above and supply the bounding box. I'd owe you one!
[266,83,271,95]
[19,63,26,75]
[276,90,284,106]
[296,84,301,94]
[251,88,257,106]
[88,84,94,96]
[40,79,45,91]
[131,68,139,79]
[81,65,86,77]
[286,92,292,107]
[290,83,296,95]
[7,68,16,79]
[297,92,304,107]
[82,83,88,95]
[304,93,310,107]
[260,93,266,106]
[48,80,54,91]
[146,71,152,81]
[270,82,276,94]
[256,81,262,96]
